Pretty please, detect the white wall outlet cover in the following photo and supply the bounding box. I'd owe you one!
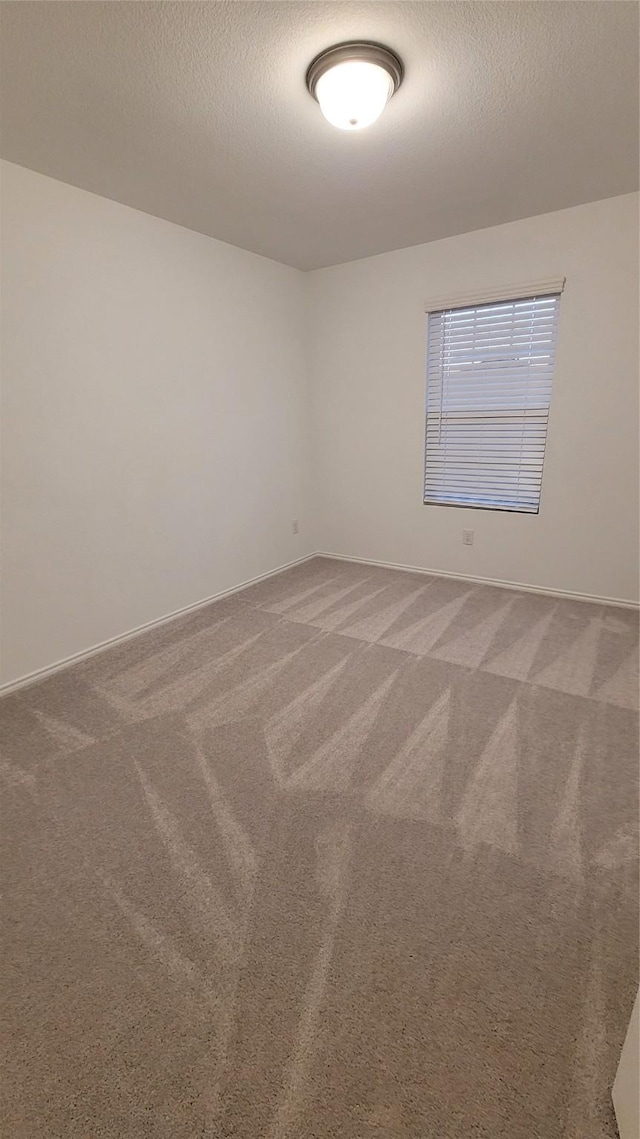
[463,530,474,546]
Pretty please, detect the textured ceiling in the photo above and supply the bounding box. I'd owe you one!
[1,1,638,270]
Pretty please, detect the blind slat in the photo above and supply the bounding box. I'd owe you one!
[424,293,560,513]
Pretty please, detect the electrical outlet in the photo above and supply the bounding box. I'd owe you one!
[462,529,474,546]
[292,519,299,535]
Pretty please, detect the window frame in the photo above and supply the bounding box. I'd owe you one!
[422,283,564,515]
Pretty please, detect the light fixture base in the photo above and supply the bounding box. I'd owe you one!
[306,41,404,103]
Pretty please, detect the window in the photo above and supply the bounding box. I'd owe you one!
[424,283,562,513]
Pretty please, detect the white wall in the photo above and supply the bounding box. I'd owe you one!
[2,169,637,687]
[613,991,639,1139]
[0,160,312,685]
[308,194,639,605]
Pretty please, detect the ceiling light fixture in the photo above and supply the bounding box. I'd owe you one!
[306,41,404,131]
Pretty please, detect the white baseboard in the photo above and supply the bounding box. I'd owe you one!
[2,547,636,696]
[0,553,316,697]
[316,551,639,610]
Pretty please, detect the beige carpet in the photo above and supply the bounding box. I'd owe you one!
[1,556,638,1138]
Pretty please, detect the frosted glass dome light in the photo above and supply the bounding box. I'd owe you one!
[315,60,393,131]
[306,42,403,132]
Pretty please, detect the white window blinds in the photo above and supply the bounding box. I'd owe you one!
[424,291,561,513]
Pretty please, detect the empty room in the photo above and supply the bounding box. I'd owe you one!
[1,2,638,1137]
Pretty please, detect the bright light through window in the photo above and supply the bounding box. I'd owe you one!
[424,292,561,514]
